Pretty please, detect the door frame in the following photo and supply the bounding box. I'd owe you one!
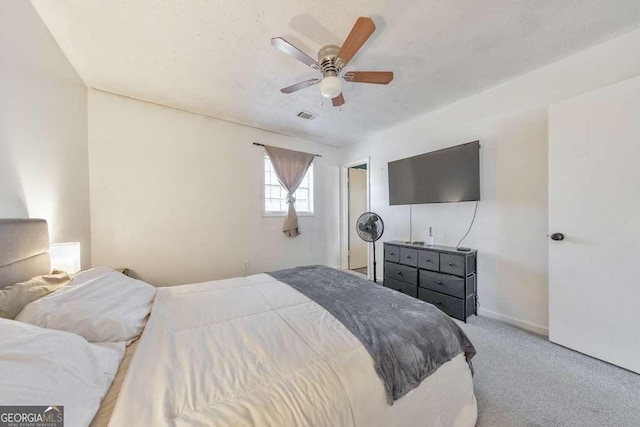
[340,157,371,279]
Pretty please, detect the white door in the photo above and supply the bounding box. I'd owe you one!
[348,168,368,270]
[548,75,640,373]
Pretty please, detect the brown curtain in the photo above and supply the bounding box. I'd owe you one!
[264,145,315,238]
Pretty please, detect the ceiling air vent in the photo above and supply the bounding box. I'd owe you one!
[297,111,318,120]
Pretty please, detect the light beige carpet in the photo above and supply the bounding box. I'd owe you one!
[459,316,640,426]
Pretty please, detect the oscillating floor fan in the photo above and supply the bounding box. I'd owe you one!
[356,212,385,283]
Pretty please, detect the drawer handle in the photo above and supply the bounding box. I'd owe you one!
[390,252,395,256]
[449,263,455,267]
[424,259,431,262]
[437,281,444,285]
[396,271,402,275]
[436,301,443,306]
[406,255,412,259]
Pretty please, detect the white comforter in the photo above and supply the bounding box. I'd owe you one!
[109,274,476,427]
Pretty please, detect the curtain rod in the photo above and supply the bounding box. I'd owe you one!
[252,142,322,158]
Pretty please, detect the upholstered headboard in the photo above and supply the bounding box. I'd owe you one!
[0,219,51,289]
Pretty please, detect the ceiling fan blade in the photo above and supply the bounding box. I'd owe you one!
[332,93,345,107]
[280,79,320,94]
[343,71,394,84]
[336,17,376,66]
[271,37,321,70]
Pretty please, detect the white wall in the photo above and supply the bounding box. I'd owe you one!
[88,90,340,286]
[0,1,91,268]
[341,28,640,334]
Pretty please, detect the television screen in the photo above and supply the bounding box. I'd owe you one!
[388,141,480,205]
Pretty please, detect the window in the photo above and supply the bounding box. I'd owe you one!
[263,155,314,215]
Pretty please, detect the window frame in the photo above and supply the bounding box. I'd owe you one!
[262,154,316,217]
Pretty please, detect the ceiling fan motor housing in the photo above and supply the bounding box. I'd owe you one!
[318,45,343,77]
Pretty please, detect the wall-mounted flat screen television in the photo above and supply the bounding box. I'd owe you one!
[388,141,480,205]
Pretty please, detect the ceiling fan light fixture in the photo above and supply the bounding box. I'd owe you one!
[319,76,342,99]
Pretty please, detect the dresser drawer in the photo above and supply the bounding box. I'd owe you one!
[419,270,465,298]
[440,253,466,276]
[466,294,476,317]
[400,247,418,267]
[418,249,440,271]
[384,277,401,291]
[384,245,400,263]
[418,289,464,320]
[384,278,418,298]
[384,261,418,286]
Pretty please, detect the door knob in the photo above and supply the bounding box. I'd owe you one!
[550,233,565,241]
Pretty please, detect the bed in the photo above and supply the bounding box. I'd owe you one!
[0,219,477,427]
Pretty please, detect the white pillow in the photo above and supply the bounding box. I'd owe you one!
[17,267,156,342]
[0,318,124,427]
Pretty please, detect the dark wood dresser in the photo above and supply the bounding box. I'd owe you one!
[383,241,477,321]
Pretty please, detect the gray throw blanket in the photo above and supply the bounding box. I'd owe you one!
[268,265,476,404]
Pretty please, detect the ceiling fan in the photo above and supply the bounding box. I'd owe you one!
[271,17,394,107]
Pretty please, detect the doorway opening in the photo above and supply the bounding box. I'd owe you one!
[341,159,370,279]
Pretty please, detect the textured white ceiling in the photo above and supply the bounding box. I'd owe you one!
[32,0,640,146]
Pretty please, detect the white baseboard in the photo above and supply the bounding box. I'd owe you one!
[478,307,549,336]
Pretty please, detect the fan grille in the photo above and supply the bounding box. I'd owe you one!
[356,212,384,242]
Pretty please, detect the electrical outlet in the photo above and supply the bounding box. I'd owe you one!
[242,260,250,270]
